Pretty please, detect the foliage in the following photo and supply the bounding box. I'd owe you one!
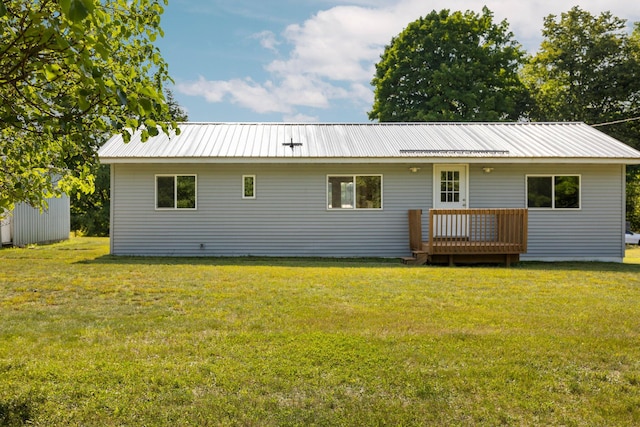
[165,88,189,122]
[627,166,640,231]
[70,164,109,236]
[1,238,640,425]
[0,0,178,212]
[69,88,188,236]
[521,7,640,228]
[521,7,640,146]
[369,7,529,122]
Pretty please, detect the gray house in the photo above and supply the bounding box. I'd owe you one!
[98,122,640,262]
[1,196,70,247]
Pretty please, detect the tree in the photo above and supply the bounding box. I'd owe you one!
[70,88,188,236]
[521,7,640,229]
[0,0,177,212]
[165,88,189,122]
[626,24,640,231]
[70,163,110,236]
[369,7,529,122]
[521,7,640,146]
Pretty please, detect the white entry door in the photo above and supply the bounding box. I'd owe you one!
[434,164,468,209]
[433,165,468,237]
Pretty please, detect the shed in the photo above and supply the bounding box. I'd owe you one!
[1,195,71,247]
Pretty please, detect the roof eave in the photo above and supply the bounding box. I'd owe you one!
[99,156,640,165]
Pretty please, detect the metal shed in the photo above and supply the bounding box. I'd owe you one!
[1,196,70,247]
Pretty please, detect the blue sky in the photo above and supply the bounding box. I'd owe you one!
[156,0,640,123]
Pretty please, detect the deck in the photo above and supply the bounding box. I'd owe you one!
[404,208,528,266]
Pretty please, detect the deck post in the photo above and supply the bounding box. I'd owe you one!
[408,209,423,251]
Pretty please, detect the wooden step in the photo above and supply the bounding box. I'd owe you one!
[402,250,429,266]
[413,250,428,265]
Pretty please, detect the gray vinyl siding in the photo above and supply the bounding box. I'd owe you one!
[521,164,624,261]
[110,163,433,257]
[110,163,625,261]
[11,196,70,247]
[468,164,624,261]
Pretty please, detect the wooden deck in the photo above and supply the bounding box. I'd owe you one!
[404,208,528,266]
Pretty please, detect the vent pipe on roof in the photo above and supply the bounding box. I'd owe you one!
[283,138,303,151]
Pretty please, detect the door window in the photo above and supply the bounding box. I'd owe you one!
[440,170,460,203]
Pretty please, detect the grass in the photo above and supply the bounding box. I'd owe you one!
[1,237,640,426]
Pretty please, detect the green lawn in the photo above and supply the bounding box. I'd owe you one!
[1,238,640,426]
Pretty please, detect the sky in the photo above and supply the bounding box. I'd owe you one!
[156,0,640,123]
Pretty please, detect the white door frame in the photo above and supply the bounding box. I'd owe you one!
[432,164,469,238]
[433,164,469,209]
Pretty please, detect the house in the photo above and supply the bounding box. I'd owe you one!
[98,122,640,262]
[1,196,70,247]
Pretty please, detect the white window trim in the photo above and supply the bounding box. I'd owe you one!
[242,175,256,199]
[326,174,383,211]
[155,174,198,210]
[525,174,581,210]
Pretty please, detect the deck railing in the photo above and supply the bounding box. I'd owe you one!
[427,208,528,255]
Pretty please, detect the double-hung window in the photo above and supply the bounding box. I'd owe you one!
[527,175,580,209]
[327,175,382,209]
[156,175,197,209]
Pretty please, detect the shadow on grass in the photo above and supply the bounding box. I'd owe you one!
[76,254,405,268]
[0,398,35,427]
[76,254,640,272]
[516,261,640,273]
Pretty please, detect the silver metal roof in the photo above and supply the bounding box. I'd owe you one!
[98,122,640,164]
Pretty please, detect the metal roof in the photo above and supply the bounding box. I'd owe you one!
[98,122,640,164]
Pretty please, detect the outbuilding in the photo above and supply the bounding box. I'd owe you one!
[1,196,70,247]
[99,122,640,262]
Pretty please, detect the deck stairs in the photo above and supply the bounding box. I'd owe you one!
[401,243,429,265]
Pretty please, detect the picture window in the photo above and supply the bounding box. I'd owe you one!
[327,175,382,209]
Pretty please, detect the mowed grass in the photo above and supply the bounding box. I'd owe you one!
[1,238,640,426]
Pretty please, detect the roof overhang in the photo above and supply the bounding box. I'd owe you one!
[100,156,640,165]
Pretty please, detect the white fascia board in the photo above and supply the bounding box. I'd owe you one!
[100,156,640,165]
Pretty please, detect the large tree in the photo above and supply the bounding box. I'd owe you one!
[626,24,640,229]
[521,7,640,145]
[521,7,640,229]
[70,88,188,236]
[369,7,528,122]
[0,0,177,211]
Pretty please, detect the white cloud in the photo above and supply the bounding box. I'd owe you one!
[271,6,395,82]
[253,30,280,53]
[177,0,640,121]
[283,112,320,122]
[177,77,292,114]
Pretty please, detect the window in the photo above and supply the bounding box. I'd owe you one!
[243,175,255,199]
[527,175,580,209]
[327,175,382,209]
[440,170,460,203]
[156,175,196,209]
